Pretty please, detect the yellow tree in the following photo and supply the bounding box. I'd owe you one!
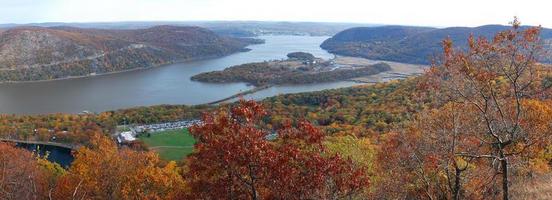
[324,135,376,197]
[52,134,185,200]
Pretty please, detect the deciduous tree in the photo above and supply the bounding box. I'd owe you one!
[426,18,552,200]
[183,100,369,199]
[0,143,52,200]
[52,134,184,200]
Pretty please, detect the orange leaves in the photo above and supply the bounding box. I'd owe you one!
[523,27,541,43]
[51,134,184,200]
[442,37,454,57]
[432,20,542,105]
[516,99,552,154]
[420,18,552,199]
[0,143,52,200]
[0,113,113,146]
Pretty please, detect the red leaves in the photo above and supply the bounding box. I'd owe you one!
[184,100,369,199]
[230,99,267,123]
[278,120,325,145]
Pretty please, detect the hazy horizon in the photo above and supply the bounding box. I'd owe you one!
[1,0,551,28]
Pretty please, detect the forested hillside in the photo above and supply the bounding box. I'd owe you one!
[0,26,259,82]
[321,24,552,64]
[2,22,552,199]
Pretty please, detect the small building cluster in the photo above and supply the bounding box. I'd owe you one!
[117,119,201,143]
[133,120,201,133]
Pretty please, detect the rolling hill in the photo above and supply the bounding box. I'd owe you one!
[0,21,379,36]
[321,25,552,64]
[0,26,258,82]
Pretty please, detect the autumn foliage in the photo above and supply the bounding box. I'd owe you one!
[184,100,369,199]
[0,143,54,200]
[51,134,184,200]
[3,19,552,200]
[419,18,552,199]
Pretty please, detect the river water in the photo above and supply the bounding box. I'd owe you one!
[0,35,361,114]
[16,143,74,168]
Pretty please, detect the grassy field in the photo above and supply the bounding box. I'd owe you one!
[138,128,196,161]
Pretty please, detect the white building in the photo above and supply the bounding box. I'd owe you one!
[118,131,136,143]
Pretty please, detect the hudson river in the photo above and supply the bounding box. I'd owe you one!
[0,35,361,114]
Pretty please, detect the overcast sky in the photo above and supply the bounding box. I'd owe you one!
[1,0,551,27]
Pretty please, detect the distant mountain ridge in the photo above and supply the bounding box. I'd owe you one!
[321,25,552,64]
[0,21,381,36]
[0,25,258,82]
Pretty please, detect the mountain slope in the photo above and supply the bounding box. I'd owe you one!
[321,25,552,64]
[0,26,256,82]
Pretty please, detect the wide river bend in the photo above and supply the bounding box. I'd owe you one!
[0,35,362,114]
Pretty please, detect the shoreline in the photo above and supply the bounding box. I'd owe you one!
[203,56,429,104]
[0,51,248,85]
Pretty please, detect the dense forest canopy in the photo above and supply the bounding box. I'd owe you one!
[192,61,391,86]
[321,24,552,64]
[0,26,260,82]
[286,52,316,61]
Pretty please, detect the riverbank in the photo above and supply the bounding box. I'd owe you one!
[338,56,427,83]
[0,52,252,84]
[0,35,338,114]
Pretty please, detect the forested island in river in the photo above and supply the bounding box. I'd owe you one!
[191,52,391,86]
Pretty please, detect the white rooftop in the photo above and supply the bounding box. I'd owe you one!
[120,131,136,142]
